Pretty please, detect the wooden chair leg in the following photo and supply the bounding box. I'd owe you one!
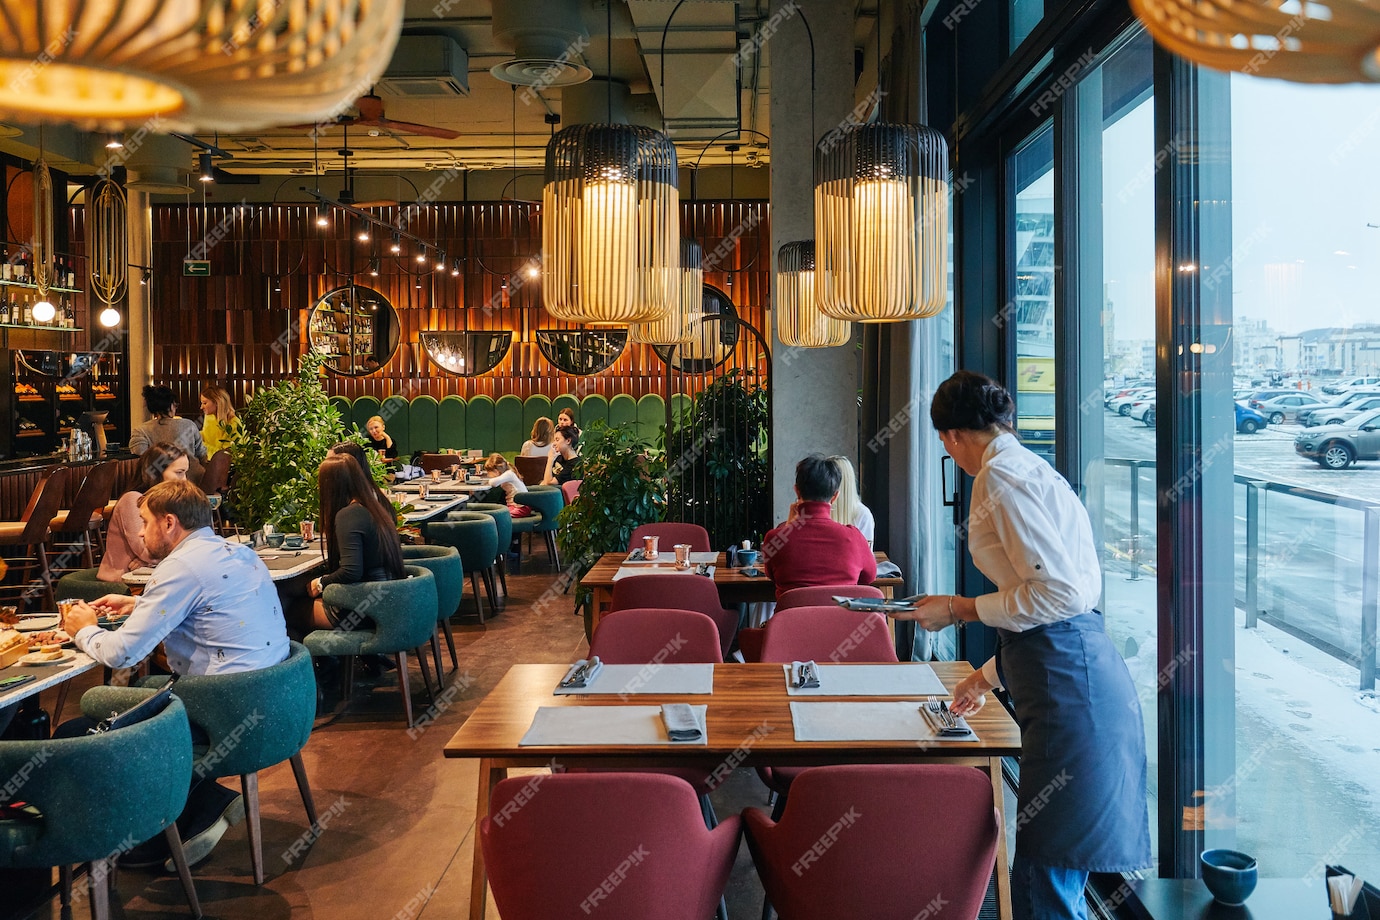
[242,772,265,885]
[439,616,458,670]
[341,656,356,702]
[37,543,54,609]
[481,567,499,614]
[289,752,318,828]
[89,856,111,920]
[430,629,444,683]
[165,825,204,917]
[60,864,72,907]
[396,651,415,728]
[495,554,508,596]
[469,572,487,624]
[416,644,436,702]
[545,532,561,571]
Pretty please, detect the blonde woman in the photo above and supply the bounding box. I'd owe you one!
[200,384,242,459]
[828,455,875,547]
[520,417,555,457]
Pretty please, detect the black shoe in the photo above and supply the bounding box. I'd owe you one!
[166,793,244,871]
[119,834,171,870]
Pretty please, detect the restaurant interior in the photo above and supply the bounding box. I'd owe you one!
[0,1,1378,919]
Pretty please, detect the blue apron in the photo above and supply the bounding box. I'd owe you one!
[996,612,1152,872]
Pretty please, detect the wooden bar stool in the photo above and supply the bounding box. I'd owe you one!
[0,467,70,609]
[48,460,120,572]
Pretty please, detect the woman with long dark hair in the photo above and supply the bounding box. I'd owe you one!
[891,370,1150,920]
[297,454,405,631]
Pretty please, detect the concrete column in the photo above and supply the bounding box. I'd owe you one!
[768,0,858,521]
[126,189,153,423]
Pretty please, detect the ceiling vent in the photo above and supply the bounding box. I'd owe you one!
[378,35,470,97]
[490,0,592,87]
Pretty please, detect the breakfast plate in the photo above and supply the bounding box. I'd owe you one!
[18,648,76,665]
[14,614,60,632]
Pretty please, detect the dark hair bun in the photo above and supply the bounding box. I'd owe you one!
[930,371,1016,433]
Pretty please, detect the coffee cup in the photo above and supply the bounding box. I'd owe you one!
[283,535,305,549]
[266,532,286,549]
[642,535,660,560]
[674,543,692,568]
[300,520,315,542]
[418,482,430,500]
[737,549,760,568]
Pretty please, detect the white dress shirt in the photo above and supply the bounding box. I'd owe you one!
[967,433,1102,688]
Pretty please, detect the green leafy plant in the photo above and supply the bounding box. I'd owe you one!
[665,370,770,548]
[229,354,370,530]
[556,420,666,583]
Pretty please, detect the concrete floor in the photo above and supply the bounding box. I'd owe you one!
[20,561,777,920]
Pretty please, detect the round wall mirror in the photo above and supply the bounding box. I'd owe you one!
[308,285,399,376]
[652,284,740,373]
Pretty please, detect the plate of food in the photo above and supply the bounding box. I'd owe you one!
[19,646,75,665]
[13,614,61,632]
[26,629,72,648]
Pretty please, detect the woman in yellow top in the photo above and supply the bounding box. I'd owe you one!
[199,384,241,459]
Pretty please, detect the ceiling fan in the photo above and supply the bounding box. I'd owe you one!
[333,142,398,209]
[309,92,461,140]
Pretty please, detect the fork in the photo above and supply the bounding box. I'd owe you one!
[926,698,959,729]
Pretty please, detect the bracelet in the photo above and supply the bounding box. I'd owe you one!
[948,595,956,625]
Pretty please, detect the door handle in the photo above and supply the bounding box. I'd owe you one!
[942,454,958,521]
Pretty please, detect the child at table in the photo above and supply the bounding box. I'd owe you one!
[483,454,533,518]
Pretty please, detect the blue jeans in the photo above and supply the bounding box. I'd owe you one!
[1012,854,1088,920]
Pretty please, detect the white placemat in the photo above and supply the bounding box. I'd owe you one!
[519,705,709,746]
[789,701,978,743]
[782,663,948,697]
[620,550,719,566]
[553,663,714,695]
[610,565,716,581]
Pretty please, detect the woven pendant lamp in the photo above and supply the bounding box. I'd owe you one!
[815,123,949,322]
[0,0,404,131]
[776,240,850,348]
[630,240,702,345]
[542,123,680,325]
[1131,0,1380,83]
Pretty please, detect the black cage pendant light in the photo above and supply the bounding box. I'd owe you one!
[815,123,949,322]
[542,123,680,325]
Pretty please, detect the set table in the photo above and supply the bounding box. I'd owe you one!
[444,661,1020,920]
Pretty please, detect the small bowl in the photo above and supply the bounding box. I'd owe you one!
[1200,849,1258,906]
[283,536,305,550]
[265,533,285,549]
[737,550,760,567]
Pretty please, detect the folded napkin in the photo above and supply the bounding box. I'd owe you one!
[791,660,821,689]
[558,656,603,689]
[919,700,975,738]
[1328,871,1364,916]
[661,703,703,742]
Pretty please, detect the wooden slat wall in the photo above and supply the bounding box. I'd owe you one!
[148,200,771,408]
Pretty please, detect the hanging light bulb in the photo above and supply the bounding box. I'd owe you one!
[105,133,124,149]
[31,298,56,323]
[357,226,370,242]
[415,248,427,264]
[99,306,122,327]
[816,124,949,321]
[368,255,380,277]
[543,124,679,325]
[316,203,330,227]
[451,258,461,277]
[389,232,401,254]
[630,239,701,345]
[198,151,214,183]
[777,240,850,348]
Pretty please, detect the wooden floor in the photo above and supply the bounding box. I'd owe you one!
[14,559,787,920]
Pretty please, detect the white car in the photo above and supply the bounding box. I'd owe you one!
[1128,399,1155,426]
[1321,375,1380,395]
[1108,388,1155,416]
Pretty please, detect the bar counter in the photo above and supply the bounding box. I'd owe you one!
[0,452,140,521]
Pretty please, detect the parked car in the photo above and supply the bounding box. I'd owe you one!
[1293,407,1380,469]
[1108,388,1155,416]
[1105,384,1153,409]
[1243,387,1304,409]
[1298,390,1380,426]
[1321,375,1380,395]
[1304,394,1380,427]
[1129,399,1155,426]
[1235,402,1267,434]
[1256,392,1327,424]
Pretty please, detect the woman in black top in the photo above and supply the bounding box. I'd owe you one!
[544,425,582,485]
[299,454,405,630]
[364,415,398,460]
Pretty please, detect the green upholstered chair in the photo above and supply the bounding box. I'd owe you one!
[302,566,439,728]
[636,394,665,443]
[329,396,352,432]
[55,567,131,603]
[552,393,580,420]
[460,502,512,600]
[466,394,496,455]
[494,394,524,454]
[349,395,381,438]
[608,393,637,431]
[579,393,609,430]
[401,544,464,674]
[82,642,319,886]
[438,395,467,449]
[409,395,440,454]
[522,394,553,439]
[0,697,201,919]
[380,396,410,457]
[509,485,565,570]
[426,512,499,622]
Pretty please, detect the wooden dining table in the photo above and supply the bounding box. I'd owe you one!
[579,550,905,632]
[444,661,1020,920]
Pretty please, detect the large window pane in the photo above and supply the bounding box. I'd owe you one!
[1011,124,1055,465]
[1227,75,1380,881]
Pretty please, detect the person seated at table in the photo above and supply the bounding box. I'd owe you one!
[129,384,207,482]
[97,442,190,582]
[762,454,876,601]
[520,417,555,457]
[481,453,536,519]
[557,406,580,439]
[61,479,289,869]
[543,425,581,486]
[295,454,405,633]
[328,440,392,509]
[364,414,398,460]
[199,383,241,460]
[829,455,875,547]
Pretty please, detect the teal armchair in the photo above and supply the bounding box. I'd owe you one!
[401,544,465,674]
[510,485,565,570]
[1,697,202,918]
[302,566,439,728]
[55,567,131,603]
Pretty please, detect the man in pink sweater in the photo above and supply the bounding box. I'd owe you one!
[763,455,877,601]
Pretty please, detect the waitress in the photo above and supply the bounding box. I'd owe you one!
[894,371,1150,920]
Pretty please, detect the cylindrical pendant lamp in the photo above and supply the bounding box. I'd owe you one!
[815,123,949,322]
[631,240,702,345]
[542,123,680,325]
[776,240,850,348]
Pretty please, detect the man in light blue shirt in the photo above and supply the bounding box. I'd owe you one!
[61,479,290,871]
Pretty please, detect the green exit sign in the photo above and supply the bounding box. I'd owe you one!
[183,259,210,277]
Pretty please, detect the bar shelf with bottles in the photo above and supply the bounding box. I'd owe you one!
[0,255,81,332]
[3,351,125,460]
